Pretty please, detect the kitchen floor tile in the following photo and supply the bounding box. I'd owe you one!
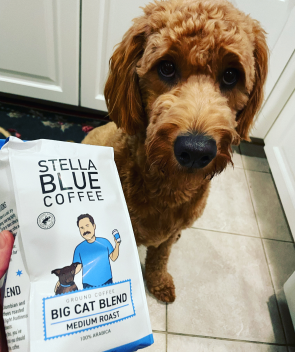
[145,332,166,352]
[246,171,292,241]
[193,167,259,237]
[263,239,295,344]
[167,228,285,344]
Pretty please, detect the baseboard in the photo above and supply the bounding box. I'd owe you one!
[247,137,265,146]
[0,92,110,122]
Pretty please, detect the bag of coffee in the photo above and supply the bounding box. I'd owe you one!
[0,137,153,352]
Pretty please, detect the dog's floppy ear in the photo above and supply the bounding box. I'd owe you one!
[235,23,268,142]
[104,17,148,135]
[72,262,80,271]
[71,263,79,275]
[51,269,61,276]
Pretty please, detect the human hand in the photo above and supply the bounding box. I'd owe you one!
[0,231,14,352]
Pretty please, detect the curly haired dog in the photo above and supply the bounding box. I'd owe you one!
[82,0,268,303]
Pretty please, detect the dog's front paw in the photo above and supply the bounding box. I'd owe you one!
[146,272,176,303]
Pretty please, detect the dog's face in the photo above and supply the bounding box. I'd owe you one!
[52,263,79,285]
[105,0,268,179]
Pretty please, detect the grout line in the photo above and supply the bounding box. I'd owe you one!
[152,330,294,347]
[260,237,294,244]
[152,330,167,335]
[166,303,168,332]
[166,303,168,352]
[191,226,294,243]
[166,331,168,352]
[242,164,289,346]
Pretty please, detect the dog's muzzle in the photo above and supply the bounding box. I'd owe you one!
[174,134,217,169]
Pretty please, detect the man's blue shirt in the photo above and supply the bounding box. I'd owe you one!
[73,237,114,287]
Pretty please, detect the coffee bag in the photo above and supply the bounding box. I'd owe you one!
[0,137,153,352]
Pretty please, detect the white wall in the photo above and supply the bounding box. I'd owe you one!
[230,0,295,51]
[228,0,295,139]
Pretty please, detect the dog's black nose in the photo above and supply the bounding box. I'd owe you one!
[174,134,217,169]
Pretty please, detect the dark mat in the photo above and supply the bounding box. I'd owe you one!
[0,102,109,142]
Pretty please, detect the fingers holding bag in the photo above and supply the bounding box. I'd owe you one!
[0,231,14,352]
[0,231,14,279]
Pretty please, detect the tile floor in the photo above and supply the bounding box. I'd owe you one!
[138,141,295,352]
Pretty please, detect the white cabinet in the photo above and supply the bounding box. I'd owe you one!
[0,0,147,110]
[265,88,295,238]
[260,7,295,239]
[0,0,80,105]
[252,7,295,139]
[80,0,148,111]
[0,0,293,116]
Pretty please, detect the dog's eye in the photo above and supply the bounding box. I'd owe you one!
[222,68,239,86]
[158,61,176,78]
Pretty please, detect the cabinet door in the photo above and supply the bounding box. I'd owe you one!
[81,0,148,112]
[265,86,295,238]
[253,7,295,139]
[0,0,80,105]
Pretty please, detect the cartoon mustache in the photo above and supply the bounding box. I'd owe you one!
[83,231,91,236]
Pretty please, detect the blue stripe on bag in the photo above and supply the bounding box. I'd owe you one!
[0,138,28,149]
[0,138,10,149]
[104,334,154,352]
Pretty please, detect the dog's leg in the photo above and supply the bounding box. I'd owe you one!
[145,233,179,303]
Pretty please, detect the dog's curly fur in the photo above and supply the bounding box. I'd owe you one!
[82,0,268,302]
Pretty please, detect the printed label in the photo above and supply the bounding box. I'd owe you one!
[3,300,28,351]
[43,280,135,340]
[37,212,55,230]
[0,207,19,235]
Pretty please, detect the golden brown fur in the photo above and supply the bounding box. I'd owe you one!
[82,0,268,302]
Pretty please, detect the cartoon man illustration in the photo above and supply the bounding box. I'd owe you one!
[73,213,120,289]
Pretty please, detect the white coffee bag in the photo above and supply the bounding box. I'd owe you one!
[0,137,153,352]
